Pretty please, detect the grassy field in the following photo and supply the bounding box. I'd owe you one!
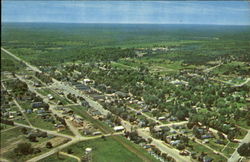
[62,136,158,162]
[26,113,55,131]
[38,153,78,162]
[187,141,227,162]
[1,50,26,72]
[0,126,24,148]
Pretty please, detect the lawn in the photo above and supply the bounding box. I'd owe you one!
[0,126,23,148]
[187,141,227,162]
[206,140,225,152]
[27,113,55,130]
[63,136,158,162]
[38,153,78,162]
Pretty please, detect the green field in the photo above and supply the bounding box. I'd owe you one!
[1,50,26,72]
[187,141,227,162]
[38,153,78,162]
[62,136,158,162]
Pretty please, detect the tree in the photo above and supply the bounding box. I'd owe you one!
[14,143,33,155]
[67,148,73,154]
[101,135,106,141]
[21,127,28,134]
[176,110,187,120]
[237,142,250,157]
[177,143,185,150]
[46,142,53,149]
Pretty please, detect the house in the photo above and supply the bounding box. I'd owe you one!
[83,79,94,84]
[115,91,129,98]
[202,139,209,144]
[34,82,41,87]
[201,133,214,139]
[37,109,45,114]
[215,140,226,145]
[158,116,166,120]
[26,109,33,114]
[48,94,54,100]
[136,111,142,115]
[114,126,125,132]
[169,117,177,121]
[32,102,44,108]
[170,140,181,146]
[143,144,152,149]
[9,111,17,116]
[203,156,213,162]
[56,124,66,131]
[92,131,102,136]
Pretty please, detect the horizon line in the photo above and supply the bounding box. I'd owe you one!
[3,21,250,26]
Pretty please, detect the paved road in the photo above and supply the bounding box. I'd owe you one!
[156,121,188,128]
[59,152,81,162]
[204,63,222,73]
[137,128,191,162]
[52,81,110,116]
[211,78,250,88]
[13,99,33,126]
[127,106,163,124]
[26,133,121,162]
[1,48,41,73]
[17,75,82,138]
[14,122,74,139]
[233,78,250,87]
[228,130,250,162]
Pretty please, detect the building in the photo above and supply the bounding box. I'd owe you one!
[113,126,125,132]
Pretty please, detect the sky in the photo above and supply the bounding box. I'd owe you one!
[2,1,250,25]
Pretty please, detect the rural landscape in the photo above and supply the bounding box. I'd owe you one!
[1,1,250,162]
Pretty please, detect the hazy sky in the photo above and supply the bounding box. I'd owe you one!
[2,1,250,25]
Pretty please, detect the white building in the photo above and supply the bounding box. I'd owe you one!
[113,126,125,132]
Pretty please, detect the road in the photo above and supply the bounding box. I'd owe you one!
[59,152,81,162]
[210,78,250,87]
[26,132,122,162]
[12,99,33,126]
[233,78,250,87]
[52,81,109,116]
[228,130,250,162]
[14,122,74,139]
[137,128,192,162]
[127,106,163,124]
[204,63,222,73]
[17,74,82,138]
[1,48,41,73]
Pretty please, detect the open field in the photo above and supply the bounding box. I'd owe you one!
[62,136,158,162]
[38,153,78,162]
